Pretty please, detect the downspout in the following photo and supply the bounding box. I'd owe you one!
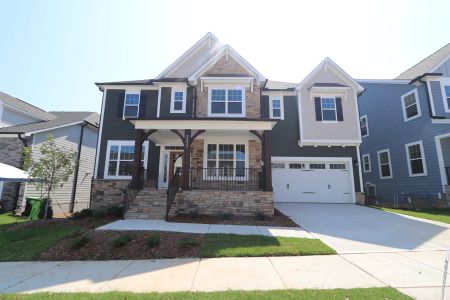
[69,122,87,213]
[186,79,197,118]
[14,134,28,211]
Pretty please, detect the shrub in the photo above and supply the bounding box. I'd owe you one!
[221,212,233,220]
[255,212,267,221]
[146,236,161,248]
[106,205,123,217]
[70,234,91,250]
[92,209,107,218]
[177,237,197,248]
[72,209,93,219]
[111,234,132,247]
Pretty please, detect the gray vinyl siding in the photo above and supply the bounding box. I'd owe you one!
[270,96,361,192]
[96,89,159,181]
[435,58,450,76]
[358,82,450,200]
[441,138,450,167]
[1,107,40,128]
[159,87,193,119]
[430,81,450,117]
[73,126,97,211]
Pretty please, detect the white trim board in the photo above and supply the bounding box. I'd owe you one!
[434,132,450,192]
[94,89,107,179]
[377,149,393,179]
[103,140,149,180]
[404,140,428,177]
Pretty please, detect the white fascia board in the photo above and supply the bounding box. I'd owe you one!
[310,86,351,92]
[298,139,361,147]
[156,32,221,79]
[261,91,297,96]
[200,77,254,85]
[97,84,159,91]
[131,119,276,131]
[356,79,410,84]
[24,121,85,136]
[94,89,107,179]
[272,156,353,162]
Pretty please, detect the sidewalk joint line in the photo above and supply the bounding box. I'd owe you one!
[267,257,288,289]
[338,254,389,287]
[190,258,202,291]
[96,260,134,292]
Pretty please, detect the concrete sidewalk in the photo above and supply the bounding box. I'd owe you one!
[97,219,313,238]
[1,251,449,299]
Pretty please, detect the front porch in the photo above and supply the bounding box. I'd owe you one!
[124,118,277,219]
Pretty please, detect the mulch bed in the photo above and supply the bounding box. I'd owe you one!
[168,208,298,227]
[4,217,114,232]
[37,230,204,261]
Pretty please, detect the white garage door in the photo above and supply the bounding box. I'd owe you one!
[272,160,354,203]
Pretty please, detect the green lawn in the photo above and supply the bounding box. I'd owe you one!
[0,222,81,261]
[380,207,450,225]
[0,212,28,228]
[199,234,336,257]
[0,288,411,299]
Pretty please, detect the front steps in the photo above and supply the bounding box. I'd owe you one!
[124,189,168,219]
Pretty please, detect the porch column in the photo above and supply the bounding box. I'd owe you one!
[182,129,191,190]
[262,130,273,192]
[131,129,144,189]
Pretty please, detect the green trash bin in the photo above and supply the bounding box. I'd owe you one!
[27,197,47,220]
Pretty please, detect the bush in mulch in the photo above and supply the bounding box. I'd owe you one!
[106,205,123,217]
[177,237,198,248]
[70,234,91,250]
[146,235,160,248]
[111,234,133,248]
[72,209,93,219]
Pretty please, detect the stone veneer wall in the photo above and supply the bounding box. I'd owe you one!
[195,56,261,118]
[90,179,129,209]
[174,190,274,217]
[355,192,365,205]
[0,138,28,211]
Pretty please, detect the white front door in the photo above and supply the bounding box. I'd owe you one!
[272,159,354,203]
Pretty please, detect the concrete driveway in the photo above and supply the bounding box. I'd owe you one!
[276,203,450,253]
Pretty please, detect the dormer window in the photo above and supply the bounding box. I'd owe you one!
[209,88,245,117]
[321,98,337,121]
[123,93,140,118]
[171,88,186,113]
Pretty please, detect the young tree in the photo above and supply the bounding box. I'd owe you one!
[23,134,77,219]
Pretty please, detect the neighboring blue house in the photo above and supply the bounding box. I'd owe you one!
[358,43,450,206]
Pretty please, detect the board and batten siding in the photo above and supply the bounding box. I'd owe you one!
[96,89,159,181]
[358,82,450,200]
[0,107,41,128]
[262,95,361,192]
[299,69,360,142]
[23,124,97,214]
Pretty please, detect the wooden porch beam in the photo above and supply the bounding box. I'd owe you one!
[191,130,205,142]
[171,129,186,145]
[262,130,273,192]
[249,130,263,142]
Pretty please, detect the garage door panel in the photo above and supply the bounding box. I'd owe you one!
[273,160,354,203]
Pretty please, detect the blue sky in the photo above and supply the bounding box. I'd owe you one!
[0,0,449,113]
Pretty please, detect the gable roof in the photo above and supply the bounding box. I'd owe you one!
[156,32,223,79]
[0,91,56,121]
[188,44,266,83]
[0,111,99,135]
[296,57,364,93]
[396,42,450,80]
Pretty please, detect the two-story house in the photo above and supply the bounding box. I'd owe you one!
[0,91,99,215]
[91,33,364,219]
[358,43,450,207]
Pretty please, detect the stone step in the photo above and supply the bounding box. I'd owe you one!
[124,212,166,219]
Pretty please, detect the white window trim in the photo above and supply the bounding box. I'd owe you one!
[440,77,450,113]
[104,140,149,179]
[401,89,421,122]
[321,97,337,123]
[360,115,369,138]
[405,140,427,177]
[207,87,246,117]
[170,88,187,113]
[377,149,393,179]
[269,96,284,120]
[123,92,141,119]
[362,153,371,173]
[202,139,249,180]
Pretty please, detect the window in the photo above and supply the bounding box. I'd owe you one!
[360,115,369,137]
[206,143,246,177]
[272,163,285,169]
[321,97,337,121]
[104,141,149,179]
[330,163,346,170]
[289,163,305,169]
[444,85,450,111]
[309,163,325,169]
[362,154,371,173]
[377,149,392,179]
[170,89,186,113]
[123,93,140,118]
[270,96,284,119]
[401,89,421,121]
[209,88,244,116]
[405,141,427,176]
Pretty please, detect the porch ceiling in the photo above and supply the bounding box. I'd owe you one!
[129,119,277,131]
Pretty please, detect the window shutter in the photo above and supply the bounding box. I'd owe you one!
[139,93,147,118]
[117,91,125,118]
[336,97,343,121]
[314,97,322,121]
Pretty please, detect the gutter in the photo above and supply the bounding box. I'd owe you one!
[69,121,88,213]
[416,74,447,119]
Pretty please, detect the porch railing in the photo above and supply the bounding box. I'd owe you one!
[166,167,181,220]
[446,167,450,185]
[123,167,157,218]
[189,168,262,191]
